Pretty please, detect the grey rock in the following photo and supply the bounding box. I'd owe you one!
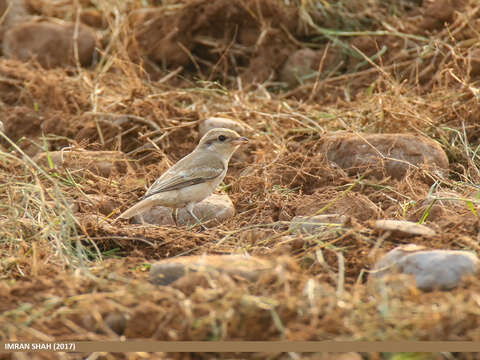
[149,262,187,286]
[149,255,273,286]
[322,132,449,179]
[290,214,346,234]
[134,194,235,227]
[104,312,127,335]
[374,219,436,237]
[373,245,479,291]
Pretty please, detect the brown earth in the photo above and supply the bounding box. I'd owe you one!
[0,0,480,358]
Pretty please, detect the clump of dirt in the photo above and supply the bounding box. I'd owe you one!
[1,106,75,155]
[129,0,298,82]
[3,20,98,68]
[294,189,382,222]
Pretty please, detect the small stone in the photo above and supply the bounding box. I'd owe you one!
[149,263,186,286]
[322,132,449,179]
[104,312,127,335]
[134,194,235,228]
[34,150,134,178]
[279,47,340,87]
[3,21,98,68]
[198,117,245,137]
[374,219,436,237]
[149,255,273,286]
[280,48,320,87]
[372,245,479,291]
[289,214,346,234]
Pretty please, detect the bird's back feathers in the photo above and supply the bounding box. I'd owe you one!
[143,150,225,198]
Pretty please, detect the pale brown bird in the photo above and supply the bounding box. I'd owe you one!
[117,128,248,226]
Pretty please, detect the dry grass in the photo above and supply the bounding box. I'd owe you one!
[0,0,480,358]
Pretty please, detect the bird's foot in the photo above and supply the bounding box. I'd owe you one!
[187,207,208,231]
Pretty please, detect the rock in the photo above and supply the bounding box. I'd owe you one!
[198,117,245,137]
[374,219,436,237]
[372,245,479,291]
[133,194,235,227]
[104,312,127,335]
[149,254,273,286]
[289,214,346,234]
[280,48,320,87]
[279,47,341,87]
[3,21,98,68]
[34,150,134,178]
[322,132,449,179]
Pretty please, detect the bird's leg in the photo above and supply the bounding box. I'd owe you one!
[186,203,207,230]
[172,208,179,227]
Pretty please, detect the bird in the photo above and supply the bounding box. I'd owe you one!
[117,128,248,227]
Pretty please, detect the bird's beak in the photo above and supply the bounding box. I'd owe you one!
[231,136,249,145]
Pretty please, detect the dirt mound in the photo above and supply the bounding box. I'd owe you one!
[129,0,297,83]
[3,20,98,68]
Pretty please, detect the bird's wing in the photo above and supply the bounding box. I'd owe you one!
[142,153,225,199]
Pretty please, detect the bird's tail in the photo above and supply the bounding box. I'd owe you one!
[116,198,153,220]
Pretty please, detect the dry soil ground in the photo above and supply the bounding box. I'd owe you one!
[0,0,480,359]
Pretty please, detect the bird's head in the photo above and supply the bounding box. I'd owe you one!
[196,128,248,159]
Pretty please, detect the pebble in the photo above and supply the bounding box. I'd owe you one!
[289,214,346,234]
[104,312,127,335]
[134,194,235,227]
[372,245,479,291]
[322,132,449,179]
[149,254,273,286]
[279,47,340,87]
[374,219,436,237]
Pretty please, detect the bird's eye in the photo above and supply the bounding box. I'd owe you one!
[218,135,227,142]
